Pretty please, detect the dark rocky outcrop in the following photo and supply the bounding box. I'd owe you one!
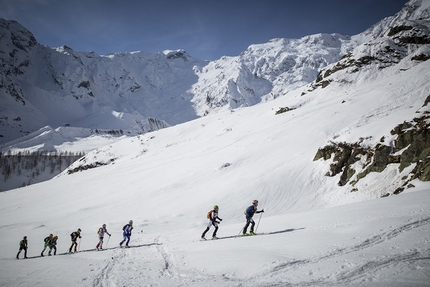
[314,95,430,196]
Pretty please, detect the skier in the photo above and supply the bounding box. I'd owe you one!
[48,235,58,256]
[201,205,223,240]
[16,236,28,259]
[69,228,82,253]
[41,234,53,256]
[243,200,264,236]
[96,224,111,250]
[119,220,133,247]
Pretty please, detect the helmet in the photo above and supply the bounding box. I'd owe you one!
[49,234,53,237]
[23,236,27,239]
[214,205,219,209]
[54,236,58,239]
[129,220,133,224]
[252,200,258,205]
[77,228,81,232]
[102,224,106,227]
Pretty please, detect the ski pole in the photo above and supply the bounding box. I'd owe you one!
[255,212,263,233]
[78,237,81,252]
[106,235,110,248]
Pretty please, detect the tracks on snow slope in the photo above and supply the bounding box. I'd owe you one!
[90,217,430,286]
[251,217,430,286]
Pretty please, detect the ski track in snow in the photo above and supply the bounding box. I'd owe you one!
[249,217,430,286]
[84,217,430,287]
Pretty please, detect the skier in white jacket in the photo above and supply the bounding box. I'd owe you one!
[96,224,111,250]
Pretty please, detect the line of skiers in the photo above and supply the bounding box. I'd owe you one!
[16,221,134,259]
[16,200,262,258]
[201,199,264,240]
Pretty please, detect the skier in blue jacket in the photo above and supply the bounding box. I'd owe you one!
[243,200,264,235]
[120,220,133,247]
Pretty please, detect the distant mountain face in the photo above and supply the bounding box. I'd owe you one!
[0,0,429,151]
[0,19,363,147]
[307,0,430,93]
[1,0,430,194]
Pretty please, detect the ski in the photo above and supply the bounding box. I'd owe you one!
[18,243,155,259]
[199,228,299,242]
[199,232,268,241]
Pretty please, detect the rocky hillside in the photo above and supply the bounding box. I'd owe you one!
[310,0,430,197]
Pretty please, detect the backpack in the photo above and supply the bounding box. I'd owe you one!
[244,205,253,215]
[44,236,50,243]
[123,224,127,231]
[207,210,213,219]
[97,228,102,234]
[70,232,74,239]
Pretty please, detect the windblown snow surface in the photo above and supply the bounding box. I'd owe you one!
[1,45,430,286]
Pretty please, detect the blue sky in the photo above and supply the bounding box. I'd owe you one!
[0,0,408,60]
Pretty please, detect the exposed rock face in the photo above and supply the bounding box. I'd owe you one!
[314,95,430,196]
[306,0,430,92]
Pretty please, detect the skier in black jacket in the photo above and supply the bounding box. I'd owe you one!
[69,228,82,253]
[16,236,28,259]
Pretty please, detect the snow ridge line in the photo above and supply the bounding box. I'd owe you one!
[262,217,430,275]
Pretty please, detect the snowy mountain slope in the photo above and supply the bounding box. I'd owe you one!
[1,1,430,284]
[1,1,425,153]
[0,21,364,192]
[1,0,428,192]
[1,22,360,147]
[0,51,429,286]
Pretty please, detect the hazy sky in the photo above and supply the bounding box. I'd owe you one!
[0,0,408,60]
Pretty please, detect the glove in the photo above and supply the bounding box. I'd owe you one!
[261,209,264,213]
[216,221,221,224]
[219,218,223,221]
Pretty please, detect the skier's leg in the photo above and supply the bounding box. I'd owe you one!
[212,226,218,237]
[16,250,20,259]
[250,220,256,232]
[243,218,251,234]
[201,227,210,238]
[120,235,126,246]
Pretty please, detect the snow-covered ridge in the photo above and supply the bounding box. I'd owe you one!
[1,21,362,146]
[2,0,430,193]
